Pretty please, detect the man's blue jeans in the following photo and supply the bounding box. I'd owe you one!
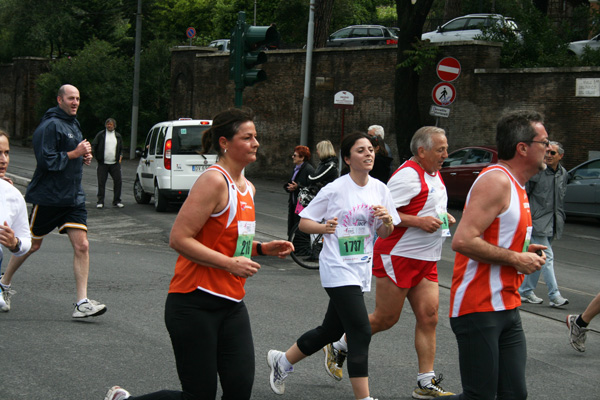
[519,235,560,300]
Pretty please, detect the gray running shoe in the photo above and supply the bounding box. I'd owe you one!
[566,314,588,352]
[104,386,130,400]
[549,295,569,308]
[267,349,289,395]
[72,299,107,318]
[521,293,543,304]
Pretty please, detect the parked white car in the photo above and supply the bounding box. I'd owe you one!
[568,33,600,57]
[208,39,230,52]
[134,118,215,212]
[421,14,519,43]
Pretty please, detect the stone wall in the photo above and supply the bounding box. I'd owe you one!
[171,43,600,177]
[1,45,598,176]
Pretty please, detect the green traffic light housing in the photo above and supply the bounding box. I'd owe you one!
[229,11,279,106]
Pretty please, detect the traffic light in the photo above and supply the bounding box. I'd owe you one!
[230,11,279,107]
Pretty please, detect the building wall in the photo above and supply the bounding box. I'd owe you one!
[171,43,600,176]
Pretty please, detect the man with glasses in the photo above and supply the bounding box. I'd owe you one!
[519,141,569,307]
[447,110,548,399]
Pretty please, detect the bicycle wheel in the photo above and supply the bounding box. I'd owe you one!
[288,223,322,270]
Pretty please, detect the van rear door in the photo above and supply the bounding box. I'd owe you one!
[169,121,216,190]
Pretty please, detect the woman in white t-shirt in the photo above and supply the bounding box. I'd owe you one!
[267,132,401,400]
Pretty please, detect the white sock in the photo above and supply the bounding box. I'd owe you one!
[280,353,294,373]
[333,335,348,352]
[76,298,89,306]
[358,397,375,400]
[418,371,435,388]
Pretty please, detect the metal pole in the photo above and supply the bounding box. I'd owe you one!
[129,0,142,160]
[254,0,257,25]
[300,0,315,146]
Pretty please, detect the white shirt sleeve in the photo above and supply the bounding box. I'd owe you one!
[387,167,421,209]
[0,181,31,256]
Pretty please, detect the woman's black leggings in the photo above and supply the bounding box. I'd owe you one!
[296,285,372,378]
[130,290,255,400]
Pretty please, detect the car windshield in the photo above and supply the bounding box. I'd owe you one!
[331,28,351,39]
[441,19,468,32]
[571,160,600,180]
[172,126,210,155]
[443,149,469,167]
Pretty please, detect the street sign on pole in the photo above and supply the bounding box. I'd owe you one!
[429,105,451,118]
[186,27,196,38]
[186,27,196,46]
[436,57,461,82]
[333,91,354,149]
[333,91,354,109]
[432,82,456,106]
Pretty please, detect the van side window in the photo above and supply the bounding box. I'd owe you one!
[156,127,166,156]
[143,128,154,157]
[149,127,160,156]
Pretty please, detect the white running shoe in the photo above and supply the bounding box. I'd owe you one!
[72,299,107,318]
[549,295,569,308]
[0,284,16,312]
[521,293,543,304]
[267,349,289,395]
[104,386,130,400]
[566,314,588,352]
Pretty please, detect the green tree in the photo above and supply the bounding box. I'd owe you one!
[394,0,436,161]
[34,40,131,141]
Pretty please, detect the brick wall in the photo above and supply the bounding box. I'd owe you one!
[171,43,599,176]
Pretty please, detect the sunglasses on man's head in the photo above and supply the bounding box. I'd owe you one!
[546,150,557,156]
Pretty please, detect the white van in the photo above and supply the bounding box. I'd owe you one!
[133,118,215,211]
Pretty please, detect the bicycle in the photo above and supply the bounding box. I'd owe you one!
[288,222,322,270]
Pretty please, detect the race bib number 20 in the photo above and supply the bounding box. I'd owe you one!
[234,221,256,258]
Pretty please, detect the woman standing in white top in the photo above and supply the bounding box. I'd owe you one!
[267,132,401,400]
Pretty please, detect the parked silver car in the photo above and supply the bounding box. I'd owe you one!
[421,13,519,43]
[564,158,600,219]
[568,33,600,57]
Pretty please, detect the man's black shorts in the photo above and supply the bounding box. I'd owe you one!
[29,204,87,239]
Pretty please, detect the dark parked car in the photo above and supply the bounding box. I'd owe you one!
[326,25,398,47]
[440,146,498,204]
[564,158,600,219]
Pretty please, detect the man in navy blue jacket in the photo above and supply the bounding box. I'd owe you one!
[0,84,107,318]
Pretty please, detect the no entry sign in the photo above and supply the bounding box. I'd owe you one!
[436,57,461,82]
[432,82,456,106]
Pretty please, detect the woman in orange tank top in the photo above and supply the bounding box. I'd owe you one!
[103,108,293,400]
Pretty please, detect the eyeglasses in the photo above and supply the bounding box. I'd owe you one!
[291,154,298,158]
[546,150,557,156]
[526,140,550,147]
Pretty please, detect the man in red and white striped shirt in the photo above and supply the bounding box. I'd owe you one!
[447,111,549,400]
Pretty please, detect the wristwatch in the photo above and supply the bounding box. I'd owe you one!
[9,237,21,253]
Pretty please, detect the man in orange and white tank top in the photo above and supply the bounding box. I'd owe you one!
[446,111,550,400]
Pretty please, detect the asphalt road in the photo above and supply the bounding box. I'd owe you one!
[1,146,599,400]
